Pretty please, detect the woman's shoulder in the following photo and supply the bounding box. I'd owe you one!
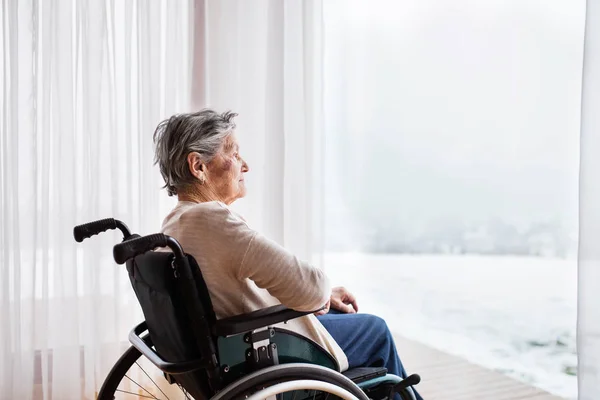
[175,201,250,233]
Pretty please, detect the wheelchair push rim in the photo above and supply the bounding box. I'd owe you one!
[212,363,370,400]
[245,379,360,400]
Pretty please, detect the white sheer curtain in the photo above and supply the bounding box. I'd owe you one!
[578,1,600,398]
[1,0,323,397]
[192,0,325,264]
[0,1,192,398]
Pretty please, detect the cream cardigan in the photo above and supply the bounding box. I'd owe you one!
[161,200,349,371]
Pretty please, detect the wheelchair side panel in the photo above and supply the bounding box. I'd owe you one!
[217,327,338,385]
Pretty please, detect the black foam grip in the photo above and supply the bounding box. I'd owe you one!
[73,218,117,242]
[392,373,421,395]
[406,374,421,386]
[113,233,169,264]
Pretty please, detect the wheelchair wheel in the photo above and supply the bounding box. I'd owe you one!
[97,335,191,400]
[213,363,370,400]
[245,379,361,399]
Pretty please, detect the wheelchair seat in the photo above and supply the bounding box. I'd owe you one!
[107,233,419,400]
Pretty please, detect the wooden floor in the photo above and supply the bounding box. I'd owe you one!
[394,334,565,400]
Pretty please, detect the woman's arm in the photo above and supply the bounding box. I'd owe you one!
[182,202,331,312]
[238,232,331,312]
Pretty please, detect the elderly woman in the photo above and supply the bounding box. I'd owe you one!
[154,109,422,400]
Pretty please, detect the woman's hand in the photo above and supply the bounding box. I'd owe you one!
[314,287,359,316]
[330,286,358,314]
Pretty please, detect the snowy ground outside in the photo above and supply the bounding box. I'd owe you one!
[324,253,577,399]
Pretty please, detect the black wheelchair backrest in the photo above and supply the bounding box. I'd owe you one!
[126,249,219,398]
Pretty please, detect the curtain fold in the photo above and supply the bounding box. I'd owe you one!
[0,1,192,398]
[578,1,600,398]
[197,0,325,264]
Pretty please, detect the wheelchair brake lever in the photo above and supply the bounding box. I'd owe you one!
[389,374,421,399]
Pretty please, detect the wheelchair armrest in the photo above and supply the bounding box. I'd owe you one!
[129,321,212,374]
[213,304,317,337]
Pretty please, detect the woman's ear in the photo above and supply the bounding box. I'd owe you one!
[187,152,206,184]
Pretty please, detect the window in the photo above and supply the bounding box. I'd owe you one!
[323,1,584,397]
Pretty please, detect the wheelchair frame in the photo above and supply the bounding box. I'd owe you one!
[73,218,420,400]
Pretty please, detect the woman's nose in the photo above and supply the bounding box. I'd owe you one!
[241,159,249,172]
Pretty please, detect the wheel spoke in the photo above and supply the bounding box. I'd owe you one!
[178,383,191,400]
[115,388,161,399]
[135,361,171,400]
[124,374,161,399]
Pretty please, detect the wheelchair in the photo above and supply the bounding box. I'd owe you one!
[73,218,421,400]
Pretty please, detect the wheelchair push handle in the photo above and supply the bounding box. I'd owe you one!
[73,218,132,242]
[113,233,185,264]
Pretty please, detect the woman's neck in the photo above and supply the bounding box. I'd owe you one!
[177,185,228,204]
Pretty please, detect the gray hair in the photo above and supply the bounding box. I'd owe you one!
[153,109,238,196]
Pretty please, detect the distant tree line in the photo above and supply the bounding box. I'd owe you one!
[326,219,576,258]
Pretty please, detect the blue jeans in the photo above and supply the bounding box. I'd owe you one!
[317,310,423,400]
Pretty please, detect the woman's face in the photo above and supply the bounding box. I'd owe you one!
[204,133,249,204]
